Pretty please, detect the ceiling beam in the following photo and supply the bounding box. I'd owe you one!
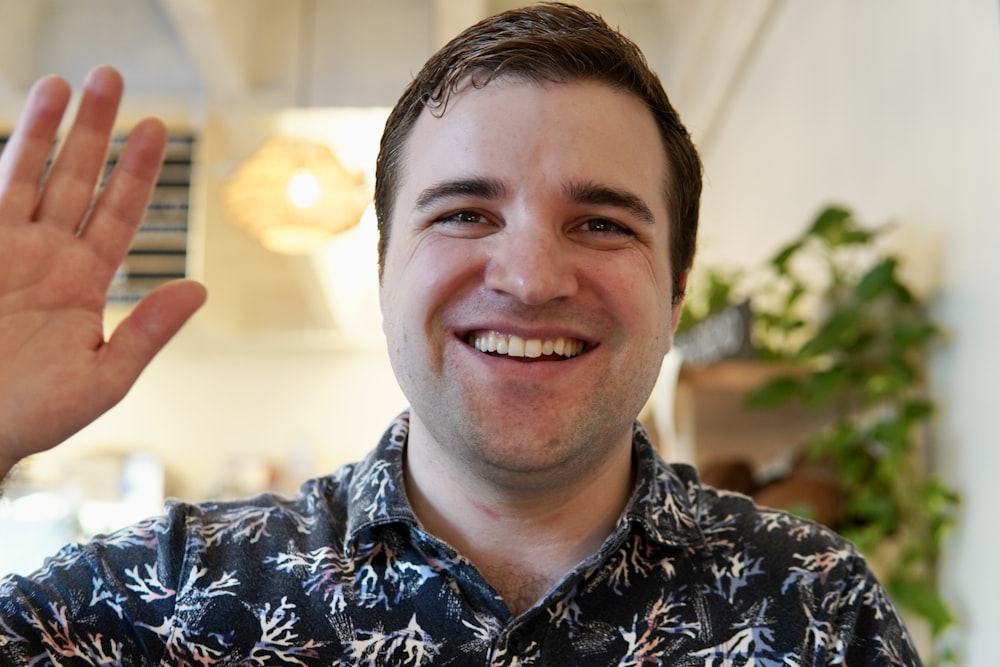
[157,0,255,98]
[660,0,784,151]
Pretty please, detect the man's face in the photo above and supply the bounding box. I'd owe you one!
[380,79,682,485]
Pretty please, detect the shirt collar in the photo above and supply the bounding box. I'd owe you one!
[344,411,418,544]
[344,412,704,548]
[624,421,706,548]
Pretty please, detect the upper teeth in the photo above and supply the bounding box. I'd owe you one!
[470,332,584,358]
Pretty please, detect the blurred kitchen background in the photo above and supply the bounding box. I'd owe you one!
[0,1,996,664]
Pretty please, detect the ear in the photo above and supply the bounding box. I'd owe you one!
[378,281,389,335]
[669,270,689,334]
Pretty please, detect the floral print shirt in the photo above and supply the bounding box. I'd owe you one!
[0,412,920,666]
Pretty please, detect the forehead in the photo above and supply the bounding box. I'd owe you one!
[397,79,670,217]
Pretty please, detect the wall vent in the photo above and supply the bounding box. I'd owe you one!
[0,132,196,305]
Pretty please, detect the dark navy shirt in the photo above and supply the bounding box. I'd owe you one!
[0,412,920,665]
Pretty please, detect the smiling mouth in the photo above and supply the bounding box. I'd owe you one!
[466,331,586,359]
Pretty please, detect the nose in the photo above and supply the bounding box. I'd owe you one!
[483,224,579,305]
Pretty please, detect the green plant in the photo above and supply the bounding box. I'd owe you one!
[682,205,960,654]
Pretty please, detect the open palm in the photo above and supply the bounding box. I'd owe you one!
[0,67,205,477]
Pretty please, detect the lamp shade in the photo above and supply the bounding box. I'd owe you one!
[222,137,367,254]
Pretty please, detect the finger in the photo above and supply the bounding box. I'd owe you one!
[0,75,71,223]
[101,279,207,395]
[33,65,124,230]
[82,117,168,267]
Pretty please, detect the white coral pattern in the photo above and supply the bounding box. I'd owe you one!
[345,614,440,666]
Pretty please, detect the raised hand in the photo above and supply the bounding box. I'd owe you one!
[0,66,206,479]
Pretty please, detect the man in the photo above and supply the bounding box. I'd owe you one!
[0,3,920,665]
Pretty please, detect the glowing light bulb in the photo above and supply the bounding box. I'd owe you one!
[286,169,321,208]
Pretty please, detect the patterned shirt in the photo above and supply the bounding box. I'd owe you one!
[0,412,920,666]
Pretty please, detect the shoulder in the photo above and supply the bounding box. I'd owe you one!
[162,469,356,554]
[694,472,849,548]
[674,465,919,661]
[638,451,851,558]
[15,442,395,589]
[676,463,869,583]
[635,449,879,606]
[642,460,921,662]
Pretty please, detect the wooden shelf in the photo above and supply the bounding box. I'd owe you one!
[678,359,802,391]
[656,360,831,476]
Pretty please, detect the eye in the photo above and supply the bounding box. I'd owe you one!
[579,218,634,236]
[436,210,487,225]
[431,209,498,238]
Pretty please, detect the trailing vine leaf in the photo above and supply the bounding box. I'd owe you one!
[855,258,898,302]
[798,308,862,359]
[801,365,850,409]
[807,205,876,246]
[770,240,804,273]
[744,376,801,408]
[894,321,939,348]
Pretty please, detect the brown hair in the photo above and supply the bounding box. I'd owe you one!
[374,2,701,302]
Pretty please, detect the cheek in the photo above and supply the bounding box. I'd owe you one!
[382,239,477,343]
[602,250,672,312]
[603,259,675,358]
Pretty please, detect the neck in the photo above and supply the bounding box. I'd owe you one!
[403,414,636,615]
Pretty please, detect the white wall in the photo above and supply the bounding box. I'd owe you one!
[696,2,1000,664]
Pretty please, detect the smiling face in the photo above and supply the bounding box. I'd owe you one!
[380,79,683,488]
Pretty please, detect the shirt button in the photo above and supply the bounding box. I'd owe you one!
[507,630,527,654]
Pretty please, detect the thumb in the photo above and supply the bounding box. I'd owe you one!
[104,279,207,385]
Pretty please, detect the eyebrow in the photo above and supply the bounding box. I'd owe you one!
[563,181,656,225]
[415,177,508,211]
